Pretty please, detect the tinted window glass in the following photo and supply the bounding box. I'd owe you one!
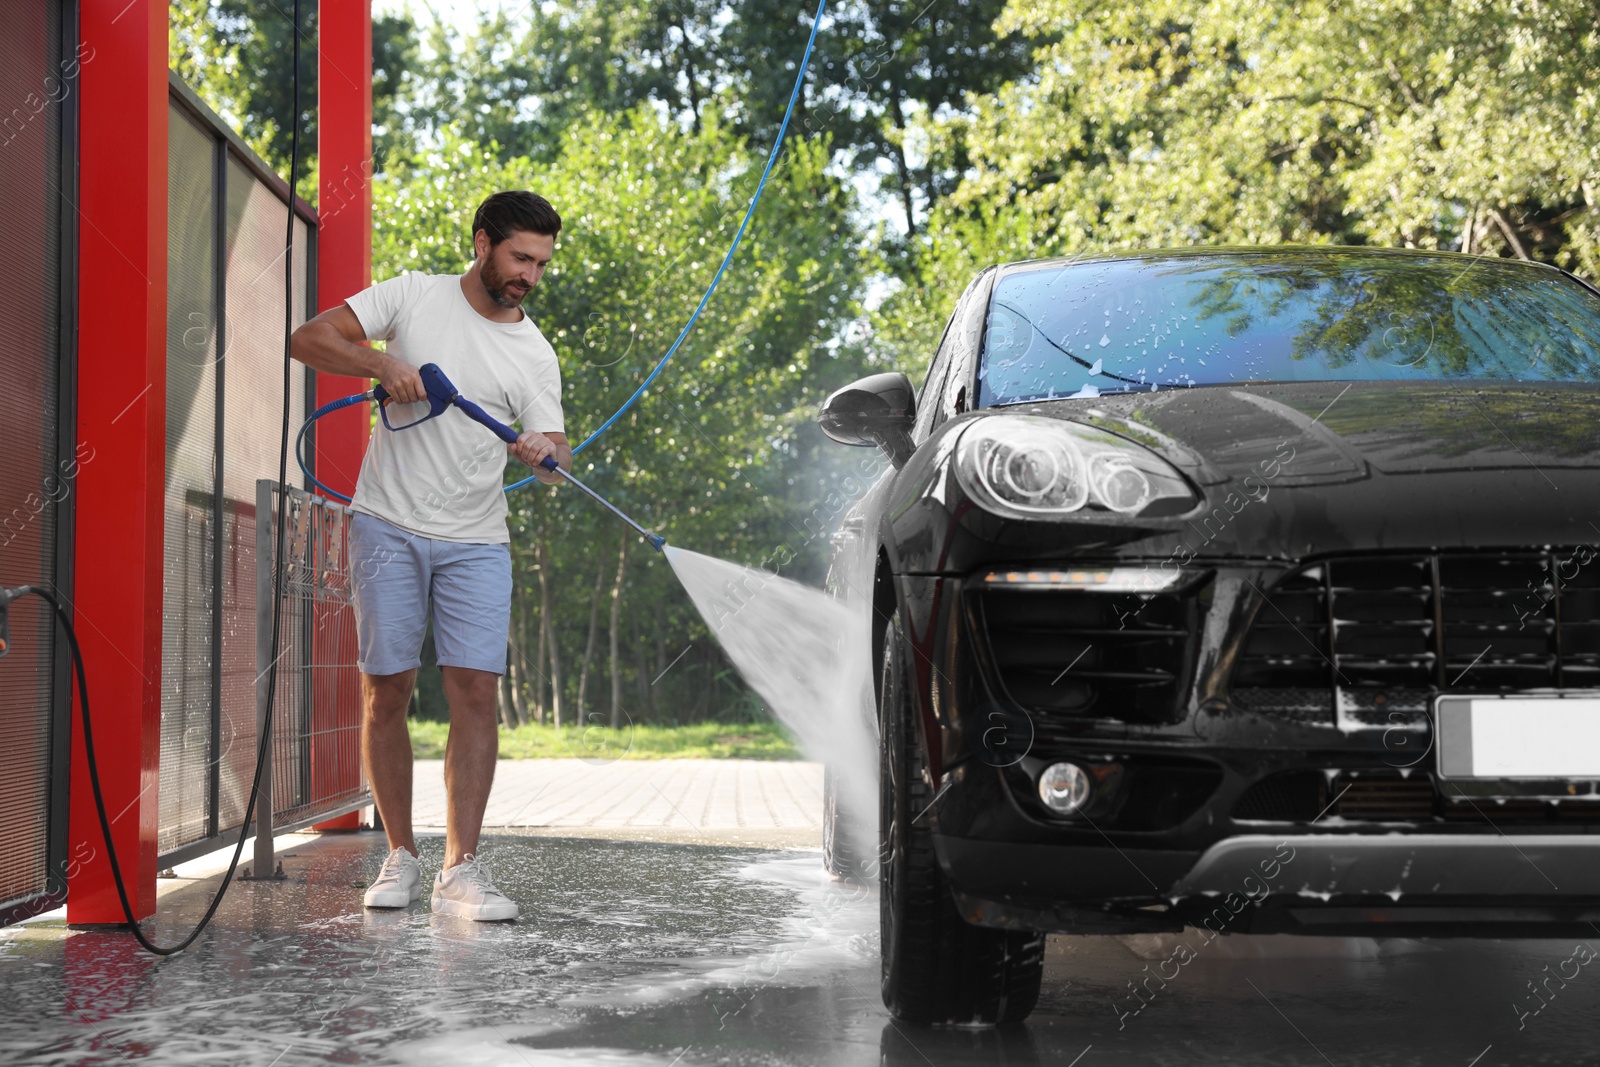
[915,271,989,439]
[978,253,1600,405]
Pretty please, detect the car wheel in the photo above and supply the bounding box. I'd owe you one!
[878,614,1044,1025]
[823,763,872,882]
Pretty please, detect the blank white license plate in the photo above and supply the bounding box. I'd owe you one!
[1437,695,1600,779]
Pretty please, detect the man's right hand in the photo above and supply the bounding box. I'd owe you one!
[378,355,426,405]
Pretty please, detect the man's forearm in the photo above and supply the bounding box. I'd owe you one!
[534,437,573,484]
[290,320,387,380]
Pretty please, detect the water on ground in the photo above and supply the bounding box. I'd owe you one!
[6,831,1599,1065]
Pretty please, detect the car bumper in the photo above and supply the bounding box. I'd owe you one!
[937,832,1600,936]
[896,553,1600,936]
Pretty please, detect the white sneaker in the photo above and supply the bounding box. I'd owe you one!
[431,853,519,920]
[363,847,422,908]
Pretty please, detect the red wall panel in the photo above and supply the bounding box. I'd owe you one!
[68,0,168,923]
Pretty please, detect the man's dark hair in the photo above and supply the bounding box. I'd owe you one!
[472,190,562,249]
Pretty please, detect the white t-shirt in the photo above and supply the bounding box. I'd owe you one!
[344,271,565,543]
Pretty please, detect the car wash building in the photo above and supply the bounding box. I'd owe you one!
[0,0,378,926]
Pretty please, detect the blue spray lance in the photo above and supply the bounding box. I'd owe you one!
[376,363,666,551]
[298,364,665,550]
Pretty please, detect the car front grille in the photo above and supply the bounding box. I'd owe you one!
[969,577,1204,725]
[1230,549,1600,725]
[1233,771,1600,824]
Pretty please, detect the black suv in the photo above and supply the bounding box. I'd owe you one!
[818,248,1600,1025]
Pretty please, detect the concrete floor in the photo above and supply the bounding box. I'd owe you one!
[4,824,1600,1066]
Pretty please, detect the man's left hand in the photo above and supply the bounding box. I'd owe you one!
[510,430,571,484]
[509,430,557,470]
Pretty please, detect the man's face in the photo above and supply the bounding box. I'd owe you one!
[478,228,555,309]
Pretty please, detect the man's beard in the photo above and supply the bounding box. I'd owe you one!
[481,259,528,309]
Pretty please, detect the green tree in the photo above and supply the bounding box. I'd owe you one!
[169,0,418,192]
[405,0,1033,241]
[727,0,1036,239]
[406,0,727,164]
[874,0,1600,373]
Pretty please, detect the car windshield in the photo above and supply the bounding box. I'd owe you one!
[977,252,1600,405]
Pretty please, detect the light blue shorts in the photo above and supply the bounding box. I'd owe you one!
[347,512,511,676]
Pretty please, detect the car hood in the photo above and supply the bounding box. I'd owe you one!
[883,381,1600,571]
[1032,381,1600,485]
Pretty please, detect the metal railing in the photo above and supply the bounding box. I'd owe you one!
[157,73,330,867]
[251,480,368,875]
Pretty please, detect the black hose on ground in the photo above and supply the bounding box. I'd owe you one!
[0,0,306,955]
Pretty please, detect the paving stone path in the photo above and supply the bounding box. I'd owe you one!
[412,758,824,841]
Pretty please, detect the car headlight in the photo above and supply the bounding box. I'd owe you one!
[955,416,1194,517]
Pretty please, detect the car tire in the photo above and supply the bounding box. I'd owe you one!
[878,615,1044,1025]
[823,763,872,882]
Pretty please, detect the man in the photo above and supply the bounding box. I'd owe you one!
[290,191,571,920]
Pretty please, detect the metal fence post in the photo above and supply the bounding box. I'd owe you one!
[250,478,281,880]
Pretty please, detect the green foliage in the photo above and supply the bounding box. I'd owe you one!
[406,718,801,760]
[399,0,1032,244]
[719,0,1037,237]
[875,0,1600,366]
[169,0,418,194]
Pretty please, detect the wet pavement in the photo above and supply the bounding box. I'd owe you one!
[4,830,1600,1065]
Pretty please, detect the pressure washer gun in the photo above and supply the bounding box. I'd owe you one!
[373,364,666,552]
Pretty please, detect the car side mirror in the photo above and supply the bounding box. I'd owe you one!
[818,372,917,468]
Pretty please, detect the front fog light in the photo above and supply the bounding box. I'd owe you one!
[1038,761,1091,814]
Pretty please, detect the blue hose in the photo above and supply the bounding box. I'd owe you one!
[296,391,370,503]
[504,0,827,491]
[298,0,828,503]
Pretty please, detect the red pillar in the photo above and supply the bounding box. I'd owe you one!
[68,0,167,923]
[313,0,374,499]
[312,0,375,831]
